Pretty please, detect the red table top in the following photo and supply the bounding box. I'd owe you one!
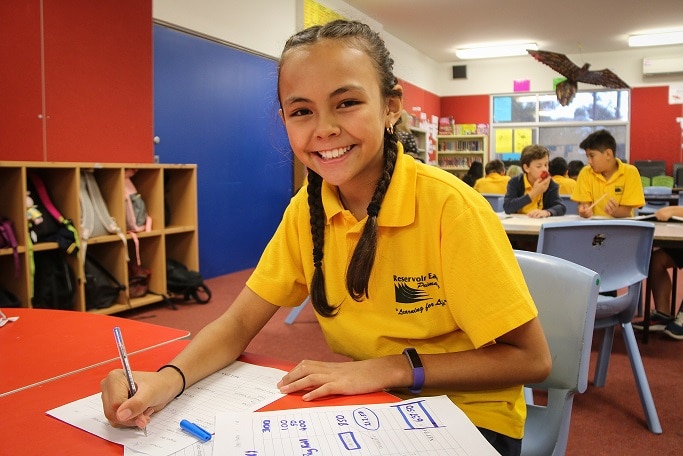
[0,307,189,396]
[0,340,398,455]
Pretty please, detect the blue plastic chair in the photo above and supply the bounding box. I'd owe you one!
[560,195,578,215]
[481,193,505,212]
[638,186,672,215]
[536,220,661,434]
[284,296,310,324]
[516,251,599,456]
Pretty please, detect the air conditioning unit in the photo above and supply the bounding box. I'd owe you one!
[642,56,683,75]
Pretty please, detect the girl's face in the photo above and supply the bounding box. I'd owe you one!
[278,40,400,190]
[524,157,549,183]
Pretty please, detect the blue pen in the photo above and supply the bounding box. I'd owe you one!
[180,419,212,442]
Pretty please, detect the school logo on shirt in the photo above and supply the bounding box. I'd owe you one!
[393,272,445,315]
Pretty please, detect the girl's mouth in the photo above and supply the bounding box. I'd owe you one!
[318,145,352,160]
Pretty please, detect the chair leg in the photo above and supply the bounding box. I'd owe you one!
[621,322,663,434]
[671,268,678,316]
[593,327,615,387]
[284,296,310,325]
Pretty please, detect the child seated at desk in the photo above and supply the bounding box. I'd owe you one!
[474,159,510,194]
[503,145,566,218]
[549,156,577,195]
[571,129,644,218]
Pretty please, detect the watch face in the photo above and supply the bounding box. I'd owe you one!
[404,348,423,368]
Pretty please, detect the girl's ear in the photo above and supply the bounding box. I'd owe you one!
[385,85,403,129]
[278,108,285,124]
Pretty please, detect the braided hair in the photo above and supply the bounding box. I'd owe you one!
[279,20,401,317]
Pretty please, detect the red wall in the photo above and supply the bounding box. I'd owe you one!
[440,95,490,124]
[399,79,441,124]
[631,86,683,174]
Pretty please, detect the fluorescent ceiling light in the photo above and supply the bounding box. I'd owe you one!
[628,31,683,47]
[456,43,538,59]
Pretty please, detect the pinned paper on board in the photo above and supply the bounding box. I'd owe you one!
[495,129,513,153]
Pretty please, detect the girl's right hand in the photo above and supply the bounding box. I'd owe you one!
[100,369,174,430]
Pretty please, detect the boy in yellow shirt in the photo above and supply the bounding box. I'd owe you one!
[474,159,510,194]
[571,129,644,218]
[549,157,577,195]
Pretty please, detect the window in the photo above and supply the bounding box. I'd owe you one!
[491,89,630,164]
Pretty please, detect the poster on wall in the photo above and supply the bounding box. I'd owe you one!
[304,0,345,27]
[670,84,683,104]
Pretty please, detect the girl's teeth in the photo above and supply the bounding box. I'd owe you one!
[319,146,350,159]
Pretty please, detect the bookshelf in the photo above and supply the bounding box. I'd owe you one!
[410,127,429,163]
[436,135,488,177]
[0,161,198,315]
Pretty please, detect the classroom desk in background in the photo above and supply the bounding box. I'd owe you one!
[0,340,399,455]
[0,308,190,397]
[500,214,683,248]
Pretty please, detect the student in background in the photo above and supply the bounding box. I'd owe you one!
[633,205,683,340]
[572,129,644,218]
[548,156,577,195]
[461,160,483,187]
[567,160,585,180]
[504,145,566,218]
[100,20,550,456]
[474,159,510,194]
[395,110,423,162]
[506,164,523,178]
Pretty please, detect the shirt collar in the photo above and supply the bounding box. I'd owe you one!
[321,142,416,227]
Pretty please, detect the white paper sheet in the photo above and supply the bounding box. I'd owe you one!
[47,361,286,456]
[213,395,500,455]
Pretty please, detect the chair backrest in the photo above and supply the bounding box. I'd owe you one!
[481,193,504,212]
[675,164,683,187]
[536,220,654,293]
[516,250,599,456]
[640,176,651,188]
[634,160,666,179]
[560,195,578,215]
[651,175,674,188]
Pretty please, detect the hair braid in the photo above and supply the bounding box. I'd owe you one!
[346,130,398,300]
[306,171,338,317]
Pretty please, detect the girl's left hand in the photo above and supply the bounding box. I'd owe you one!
[277,358,401,401]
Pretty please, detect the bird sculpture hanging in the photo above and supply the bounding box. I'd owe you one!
[527,49,630,106]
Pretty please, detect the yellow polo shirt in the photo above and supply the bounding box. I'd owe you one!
[247,146,538,439]
[474,173,510,194]
[519,174,544,214]
[571,159,645,216]
[552,175,577,195]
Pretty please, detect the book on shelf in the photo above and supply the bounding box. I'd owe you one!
[439,116,454,135]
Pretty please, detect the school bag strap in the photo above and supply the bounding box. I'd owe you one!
[0,217,20,278]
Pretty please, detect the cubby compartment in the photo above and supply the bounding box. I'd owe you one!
[164,167,197,232]
[165,231,199,271]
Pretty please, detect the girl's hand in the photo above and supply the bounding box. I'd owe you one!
[277,358,403,401]
[100,369,175,430]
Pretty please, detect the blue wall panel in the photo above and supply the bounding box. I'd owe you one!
[154,25,292,278]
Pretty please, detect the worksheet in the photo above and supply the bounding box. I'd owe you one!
[213,395,500,455]
[47,361,286,455]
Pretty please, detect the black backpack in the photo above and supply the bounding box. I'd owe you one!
[84,256,126,310]
[166,259,211,304]
[32,250,76,310]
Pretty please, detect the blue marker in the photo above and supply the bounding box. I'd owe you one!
[180,419,212,442]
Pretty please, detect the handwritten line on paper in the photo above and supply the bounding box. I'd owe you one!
[47,361,287,456]
[213,395,500,455]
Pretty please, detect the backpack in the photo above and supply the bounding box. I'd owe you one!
[26,172,79,254]
[0,216,20,277]
[84,255,126,310]
[31,250,76,310]
[124,169,152,233]
[80,170,127,258]
[166,259,211,304]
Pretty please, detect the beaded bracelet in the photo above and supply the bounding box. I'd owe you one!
[157,364,186,398]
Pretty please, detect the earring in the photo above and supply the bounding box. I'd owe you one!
[386,123,394,135]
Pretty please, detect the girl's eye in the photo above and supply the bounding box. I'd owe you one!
[289,108,312,117]
[338,99,361,109]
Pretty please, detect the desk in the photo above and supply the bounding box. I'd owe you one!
[0,340,398,455]
[500,214,683,248]
[0,308,190,397]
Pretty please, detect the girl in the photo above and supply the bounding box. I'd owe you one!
[100,20,550,456]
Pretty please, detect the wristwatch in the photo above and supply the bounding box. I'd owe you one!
[402,348,425,394]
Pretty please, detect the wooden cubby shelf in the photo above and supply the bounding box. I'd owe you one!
[0,161,198,315]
